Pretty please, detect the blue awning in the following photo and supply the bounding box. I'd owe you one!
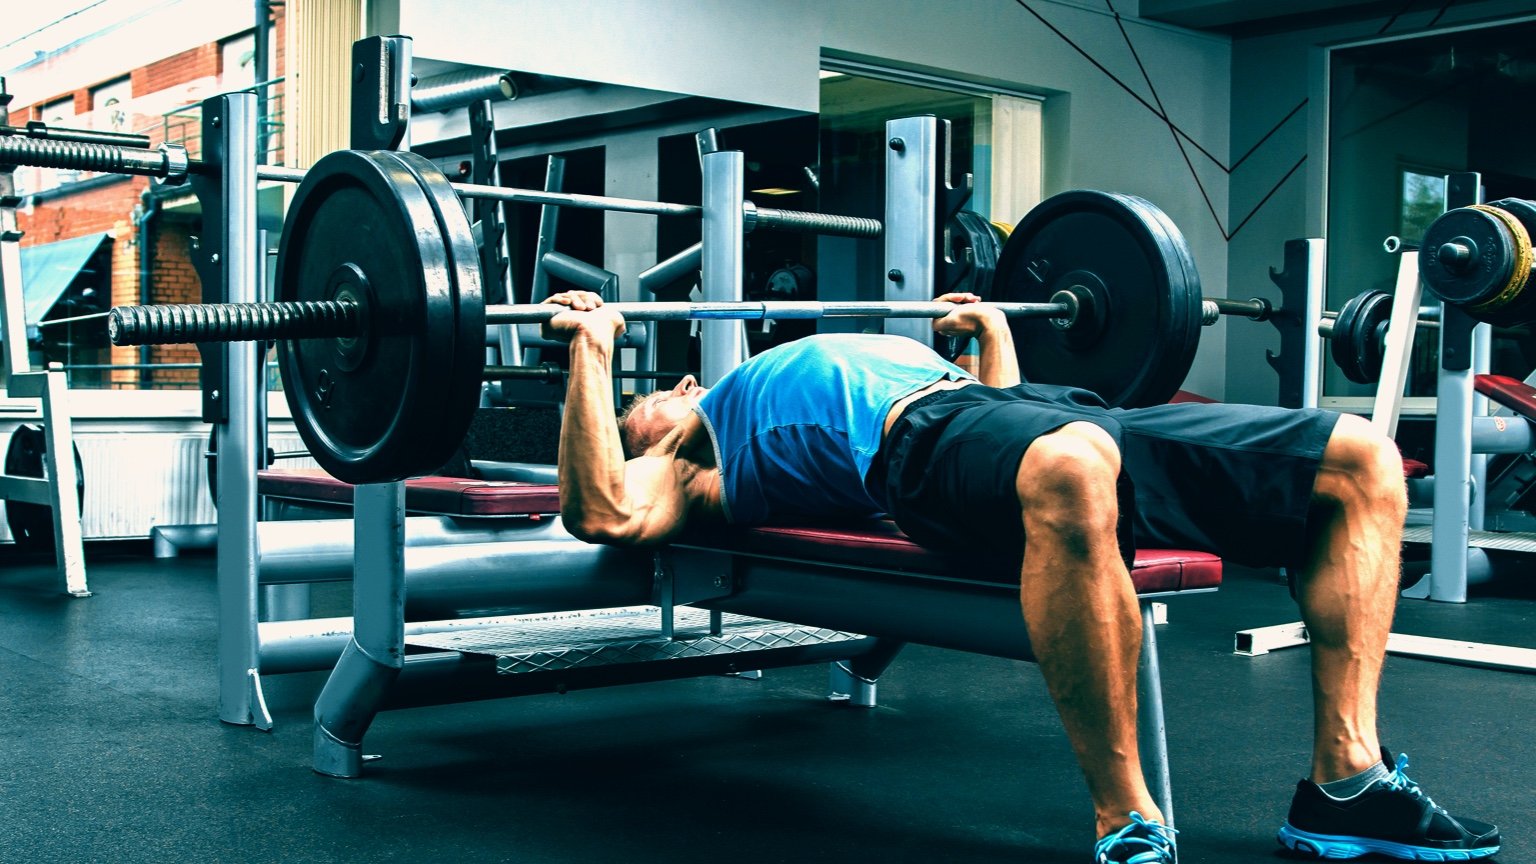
[17,233,111,326]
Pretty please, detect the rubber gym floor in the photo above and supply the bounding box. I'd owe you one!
[1,546,1531,864]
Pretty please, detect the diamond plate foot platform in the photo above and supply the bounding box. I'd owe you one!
[405,606,868,675]
[1402,525,1536,553]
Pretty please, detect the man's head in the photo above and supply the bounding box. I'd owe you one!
[618,375,708,457]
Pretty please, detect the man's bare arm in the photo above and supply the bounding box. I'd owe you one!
[933,292,1021,388]
[549,293,693,545]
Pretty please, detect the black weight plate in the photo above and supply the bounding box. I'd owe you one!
[950,209,1002,299]
[276,149,461,484]
[1331,289,1391,385]
[4,424,84,551]
[1420,206,1516,307]
[391,151,486,476]
[993,190,1202,408]
[1485,198,1536,326]
[938,209,1004,360]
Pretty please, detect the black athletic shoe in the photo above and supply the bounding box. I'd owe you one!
[1094,811,1177,863]
[1277,749,1500,860]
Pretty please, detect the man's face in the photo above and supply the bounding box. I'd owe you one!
[624,375,708,452]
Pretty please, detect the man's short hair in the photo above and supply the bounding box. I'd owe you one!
[616,392,648,458]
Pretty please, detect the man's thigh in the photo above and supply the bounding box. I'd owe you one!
[878,389,1135,573]
[1114,403,1340,568]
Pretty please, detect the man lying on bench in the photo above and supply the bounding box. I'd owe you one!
[543,289,1500,864]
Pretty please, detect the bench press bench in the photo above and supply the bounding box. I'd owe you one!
[256,469,1222,823]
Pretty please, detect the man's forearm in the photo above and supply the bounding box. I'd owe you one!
[557,329,630,535]
[973,317,1021,388]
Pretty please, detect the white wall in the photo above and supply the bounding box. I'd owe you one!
[4,0,253,102]
[391,0,1236,397]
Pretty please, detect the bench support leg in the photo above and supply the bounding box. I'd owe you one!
[1136,600,1174,828]
[314,481,405,778]
[828,638,906,708]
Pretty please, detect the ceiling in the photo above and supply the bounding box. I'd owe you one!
[1138,0,1452,34]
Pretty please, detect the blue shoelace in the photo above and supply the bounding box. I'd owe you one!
[1382,752,1443,813]
[1094,811,1178,864]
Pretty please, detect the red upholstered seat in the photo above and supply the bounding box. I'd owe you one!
[257,470,1221,593]
[1475,374,1536,423]
[681,521,1221,593]
[256,469,560,516]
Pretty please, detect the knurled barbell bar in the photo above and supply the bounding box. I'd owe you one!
[107,298,1078,345]
[96,151,1209,483]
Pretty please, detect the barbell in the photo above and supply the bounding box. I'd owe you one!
[1318,287,1535,385]
[98,149,1223,484]
[1420,197,1536,326]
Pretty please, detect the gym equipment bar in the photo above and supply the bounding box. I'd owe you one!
[1200,296,1272,324]
[0,134,882,238]
[0,136,190,185]
[410,69,516,114]
[105,298,1076,346]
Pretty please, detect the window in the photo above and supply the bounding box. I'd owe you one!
[815,68,1042,314]
[91,78,133,135]
[221,33,258,90]
[32,98,81,191]
[1324,19,1536,405]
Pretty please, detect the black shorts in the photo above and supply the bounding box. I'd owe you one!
[865,382,1341,575]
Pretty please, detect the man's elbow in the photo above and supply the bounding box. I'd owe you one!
[563,510,652,546]
[565,514,624,545]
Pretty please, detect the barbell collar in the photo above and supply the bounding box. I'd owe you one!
[483,362,565,383]
[1201,296,1272,324]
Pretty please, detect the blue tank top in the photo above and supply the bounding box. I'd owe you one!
[695,333,974,524]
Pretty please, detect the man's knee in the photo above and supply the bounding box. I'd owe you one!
[1316,414,1407,516]
[1017,422,1122,547]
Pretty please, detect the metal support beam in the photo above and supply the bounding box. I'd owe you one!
[1428,173,1483,603]
[313,481,407,778]
[700,150,746,385]
[883,117,941,346]
[0,159,29,378]
[1137,601,1174,829]
[210,92,268,728]
[38,367,87,596]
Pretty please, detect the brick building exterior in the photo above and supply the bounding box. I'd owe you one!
[7,3,286,389]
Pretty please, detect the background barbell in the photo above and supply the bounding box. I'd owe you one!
[0,133,882,238]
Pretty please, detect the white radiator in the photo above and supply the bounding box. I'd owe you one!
[1,426,314,543]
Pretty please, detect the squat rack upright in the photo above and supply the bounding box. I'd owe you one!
[167,41,959,734]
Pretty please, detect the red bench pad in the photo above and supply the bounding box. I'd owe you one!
[1475,374,1536,424]
[257,470,1221,592]
[681,522,1221,592]
[256,469,560,516]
